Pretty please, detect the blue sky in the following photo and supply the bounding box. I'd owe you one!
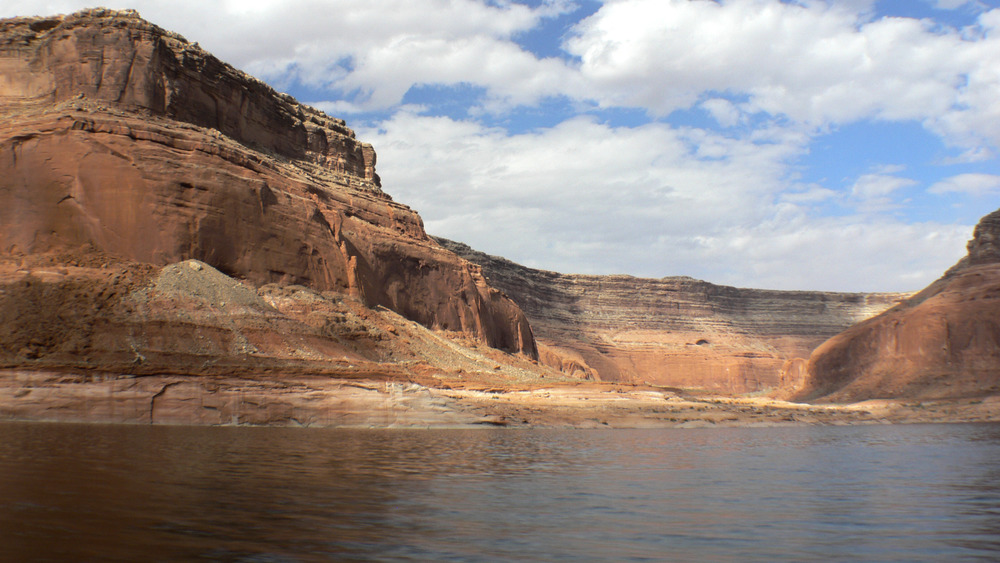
[4,0,1000,291]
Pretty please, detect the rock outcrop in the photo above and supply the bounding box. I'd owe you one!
[792,208,1000,402]
[0,9,535,357]
[0,250,554,400]
[438,239,906,393]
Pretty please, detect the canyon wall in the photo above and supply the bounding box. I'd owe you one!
[438,239,906,393]
[0,9,535,357]
[793,208,1000,402]
[7,8,977,406]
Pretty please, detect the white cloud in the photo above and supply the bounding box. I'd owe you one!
[333,33,578,109]
[205,0,579,110]
[9,0,1000,153]
[566,1,1000,152]
[929,173,1000,195]
[713,215,972,292]
[701,98,742,128]
[361,110,971,291]
[849,173,918,212]
[780,184,838,204]
[1,0,579,110]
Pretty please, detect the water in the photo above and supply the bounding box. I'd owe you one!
[2,423,1000,562]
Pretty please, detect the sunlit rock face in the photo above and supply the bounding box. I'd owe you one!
[0,9,535,358]
[437,238,904,394]
[793,208,1000,402]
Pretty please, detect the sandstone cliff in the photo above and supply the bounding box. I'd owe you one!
[3,8,975,424]
[0,251,550,386]
[0,9,535,357]
[792,208,1000,402]
[437,238,906,393]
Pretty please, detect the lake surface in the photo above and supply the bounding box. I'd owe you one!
[2,422,1000,562]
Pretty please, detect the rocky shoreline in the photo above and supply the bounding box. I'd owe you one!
[4,370,999,429]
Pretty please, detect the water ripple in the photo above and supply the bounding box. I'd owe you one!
[2,423,1000,561]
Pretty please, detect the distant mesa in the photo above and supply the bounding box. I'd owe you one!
[437,237,906,394]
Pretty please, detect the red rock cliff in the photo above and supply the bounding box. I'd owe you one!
[0,9,535,357]
[793,208,1000,402]
[438,238,904,393]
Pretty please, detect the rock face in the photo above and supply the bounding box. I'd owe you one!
[438,239,905,393]
[0,251,553,397]
[794,208,1000,402]
[0,371,494,427]
[7,8,971,416]
[0,9,535,357]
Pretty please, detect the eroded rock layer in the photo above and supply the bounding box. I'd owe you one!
[0,251,552,389]
[438,239,905,393]
[0,9,535,357]
[794,208,1000,402]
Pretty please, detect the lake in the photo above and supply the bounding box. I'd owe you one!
[2,422,1000,561]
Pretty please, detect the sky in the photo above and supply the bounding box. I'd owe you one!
[3,0,1000,292]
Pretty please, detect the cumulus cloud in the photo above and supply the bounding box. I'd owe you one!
[929,173,1000,196]
[10,0,999,152]
[701,98,742,128]
[363,109,796,231]
[361,110,971,291]
[2,0,579,110]
[204,0,580,110]
[566,0,1000,152]
[849,173,919,212]
[698,214,970,292]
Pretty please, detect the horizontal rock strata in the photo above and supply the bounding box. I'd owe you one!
[6,8,984,421]
[439,238,906,393]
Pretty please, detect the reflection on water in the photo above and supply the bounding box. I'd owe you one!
[2,423,1000,561]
